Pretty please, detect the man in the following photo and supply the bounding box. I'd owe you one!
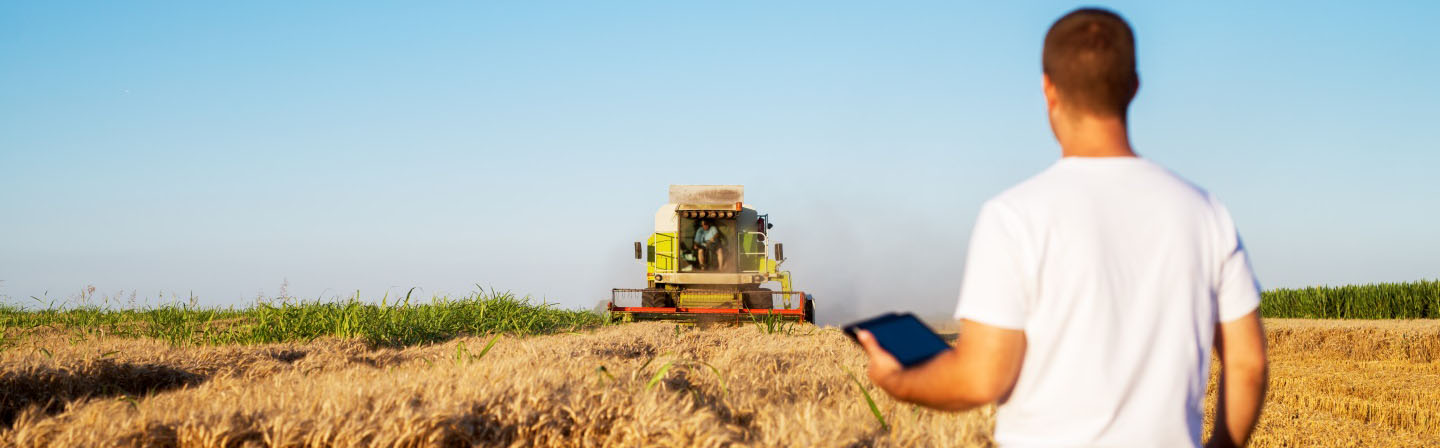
[693,219,722,270]
[856,8,1268,448]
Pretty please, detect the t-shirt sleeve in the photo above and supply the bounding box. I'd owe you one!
[953,200,1030,330]
[1213,200,1262,323]
[1216,236,1261,322]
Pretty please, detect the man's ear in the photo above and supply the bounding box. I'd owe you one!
[1042,74,1064,143]
[1042,74,1059,112]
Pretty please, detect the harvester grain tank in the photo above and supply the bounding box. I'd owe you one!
[608,185,816,323]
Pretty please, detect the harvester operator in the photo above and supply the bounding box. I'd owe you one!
[854,8,1268,448]
[693,219,723,271]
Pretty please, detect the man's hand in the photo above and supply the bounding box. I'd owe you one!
[855,330,904,390]
[854,319,1026,412]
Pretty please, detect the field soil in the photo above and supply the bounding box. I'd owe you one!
[1,319,1436,447]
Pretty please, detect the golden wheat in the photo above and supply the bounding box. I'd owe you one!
[0,319,1435,447]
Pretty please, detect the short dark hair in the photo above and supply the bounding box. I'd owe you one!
[1042,8,1137,118]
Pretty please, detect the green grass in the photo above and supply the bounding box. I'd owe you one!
[1261,280,1440,319]
[0,289,605,347]
[843,366,889,432]
[747,311,799,335]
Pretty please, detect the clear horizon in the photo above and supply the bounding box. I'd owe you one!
[3,1,1437,324]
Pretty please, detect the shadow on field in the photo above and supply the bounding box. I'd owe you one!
[666,372,758,434]
[588,340,657,359]
[434,411,522,444]
[268,349,308,364]
[0,360,206,427]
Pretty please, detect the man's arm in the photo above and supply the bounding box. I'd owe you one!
[856,319,1025,412]
[1207,310,1268,448]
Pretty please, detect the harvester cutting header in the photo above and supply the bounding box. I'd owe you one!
[609,185,816,323]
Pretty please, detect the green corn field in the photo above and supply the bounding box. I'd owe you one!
[1261,280,1440,319]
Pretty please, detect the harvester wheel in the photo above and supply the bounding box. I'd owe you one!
[641,291,672,308]
[803,296,816,324]
[744,288,773,309]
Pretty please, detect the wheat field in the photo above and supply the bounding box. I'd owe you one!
[1,319,1436,447]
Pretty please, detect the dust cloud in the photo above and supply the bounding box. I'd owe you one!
[766,199,972,327]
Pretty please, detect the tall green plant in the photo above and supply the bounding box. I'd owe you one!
[1261,280,1440,319]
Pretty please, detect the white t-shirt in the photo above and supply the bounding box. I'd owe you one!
[954,157,1261,448]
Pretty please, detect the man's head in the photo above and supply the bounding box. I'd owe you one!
[700,220,711,229]
[1042,8,1138,124]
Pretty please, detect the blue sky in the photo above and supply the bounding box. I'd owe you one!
[2,1,1437,323]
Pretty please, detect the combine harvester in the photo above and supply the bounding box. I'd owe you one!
[609,185,816,324]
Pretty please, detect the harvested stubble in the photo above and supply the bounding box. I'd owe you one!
[1228,319,1440,447]
[0,319,1436,447]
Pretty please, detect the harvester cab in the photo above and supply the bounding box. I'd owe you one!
[609,185,816,324]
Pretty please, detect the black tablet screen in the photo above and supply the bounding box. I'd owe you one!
[850,313,951,367]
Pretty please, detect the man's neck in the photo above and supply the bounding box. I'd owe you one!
[1058,115,1137,158]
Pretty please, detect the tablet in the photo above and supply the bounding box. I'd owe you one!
[844,312,952,368]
